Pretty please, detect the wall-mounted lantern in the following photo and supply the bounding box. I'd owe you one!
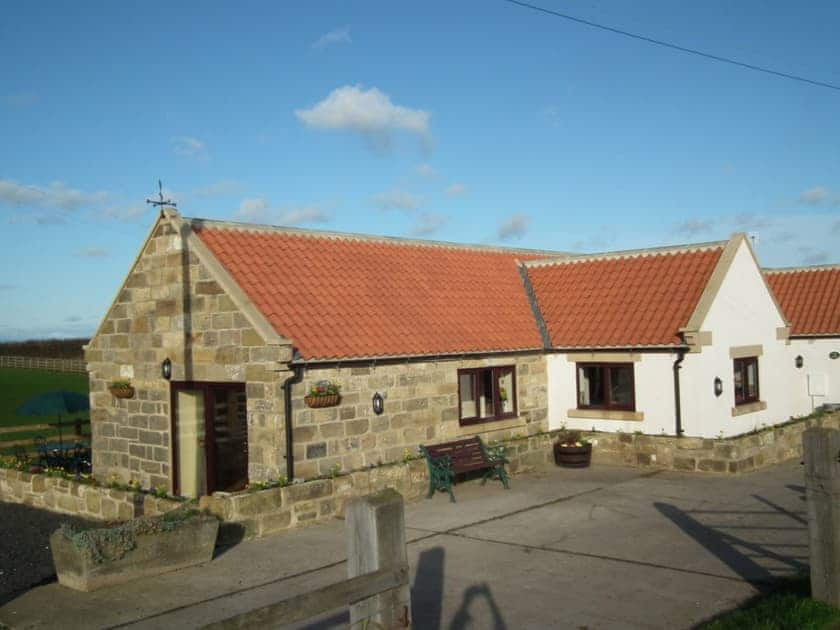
[714,377,723,398]
[161,358,172,380]
[372,392,384,415]
[831,351,840,360]
[795,355,804,369]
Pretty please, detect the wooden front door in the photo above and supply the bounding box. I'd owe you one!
[171,382,248,497]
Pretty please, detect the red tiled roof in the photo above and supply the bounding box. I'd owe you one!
[526,246,725,348]
[195,224,551,360]
[765,267,840,336]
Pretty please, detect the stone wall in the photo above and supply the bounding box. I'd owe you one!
[200,428,556,540]
[289,353,548,480]
[589,411,840,473]
[85,217,292,490]
[0,469,179,520]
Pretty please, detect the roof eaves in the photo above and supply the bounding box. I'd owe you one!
[293,346,546,364]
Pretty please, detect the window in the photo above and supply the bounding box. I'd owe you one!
[458,366,517,425]
[733,357,759,405]
[577,363,635,411]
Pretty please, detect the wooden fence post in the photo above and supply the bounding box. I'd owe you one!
[803,427,840,607]
[346,488,411,628]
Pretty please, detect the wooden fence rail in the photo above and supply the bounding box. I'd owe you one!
[203,488,412,629]
[0,355,86,373]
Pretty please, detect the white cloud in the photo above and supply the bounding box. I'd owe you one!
[171,136,208,159]
[416,163,436,178]
[295,85,430,149]
[798,246,830,266]
[98,203,148,222]
[409,212,448,237]
[444,182,467,197]
[799,186,829,205]
[312,26,352,49]
[674,218,715,237]
[731,213,773,230]
[0,179,108,211]
[278,206,333,225]
[75,247,108,258]
[195,180,240,198]
[3,91,38,108]
[373,190,421,212]
[497,213,530,240]
[235,197,332,226]
[0,284,17,290]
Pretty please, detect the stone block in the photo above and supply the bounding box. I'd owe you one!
[230,487,283,518]
[698,459,727,473]
[283,479,333,503]
[345,419,369,436]
[306,442,327,459]
[259,510,292,535]
[672,457,696,471]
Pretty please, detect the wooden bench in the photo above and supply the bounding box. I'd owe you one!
[420,436,510,503]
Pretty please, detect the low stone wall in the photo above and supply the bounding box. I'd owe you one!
[589,411,840,474]
[200,431,556,541]
[0,469,180,521]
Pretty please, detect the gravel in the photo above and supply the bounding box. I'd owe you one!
[0,503,96,606]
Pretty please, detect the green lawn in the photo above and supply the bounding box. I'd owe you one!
[0,367,89,429]
[701,577,840,630]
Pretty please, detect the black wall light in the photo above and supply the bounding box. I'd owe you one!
[831,351,840,360]
[795,355,804,369]
[161,358,172,380]
[714,377,723,397]
[372,392,384,415]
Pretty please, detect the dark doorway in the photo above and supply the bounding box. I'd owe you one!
[171,382,247,497]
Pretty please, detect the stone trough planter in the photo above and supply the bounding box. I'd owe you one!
[50,509,219,592]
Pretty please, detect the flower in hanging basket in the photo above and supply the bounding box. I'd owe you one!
[109,379,135,399]
[304,380,341,408]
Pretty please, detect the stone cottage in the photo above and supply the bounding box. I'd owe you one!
[85,208,839,497]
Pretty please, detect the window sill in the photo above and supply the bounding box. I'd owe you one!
[567,408,644,422]
[731,401,767,417]
[456,415,526,437]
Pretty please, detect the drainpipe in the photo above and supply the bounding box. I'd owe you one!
[283,365,304,481]
[673,350,686,437]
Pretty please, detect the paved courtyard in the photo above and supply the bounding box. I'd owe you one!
[0,461,808,629]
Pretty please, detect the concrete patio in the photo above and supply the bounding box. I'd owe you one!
[0,461,808,629]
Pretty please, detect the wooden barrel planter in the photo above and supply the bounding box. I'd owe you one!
[553,443,592,468]
[304,394,340,408]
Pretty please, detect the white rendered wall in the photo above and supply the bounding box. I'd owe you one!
[680,240,800,437]
[547,352,679,435]
[788,338,840,409]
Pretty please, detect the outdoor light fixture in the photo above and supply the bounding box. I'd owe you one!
[714,377,723,397]
[372,392,384,415]
[795,355,804,369]
[831,351,840,360]
[161,358,172,380]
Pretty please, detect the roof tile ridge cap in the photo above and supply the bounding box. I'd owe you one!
[764,263,840,274]
[182,215,568,256]
[523,240,727,268]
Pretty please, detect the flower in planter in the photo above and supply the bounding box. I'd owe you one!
[555,430,590,448]
[308,380,341,397]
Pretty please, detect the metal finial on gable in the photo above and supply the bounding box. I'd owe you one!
[146,180,177,216]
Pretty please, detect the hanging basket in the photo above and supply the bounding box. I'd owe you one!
[109,386,135,400]
[553,443,592,468]
[304,394,340,408]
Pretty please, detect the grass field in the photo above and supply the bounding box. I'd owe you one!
[0,368,90,455]
[701,576,840,630]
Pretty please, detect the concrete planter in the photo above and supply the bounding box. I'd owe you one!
[50,513,219,591]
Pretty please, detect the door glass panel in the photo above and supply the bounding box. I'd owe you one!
[212,387,248,492]
[176,390,206,498]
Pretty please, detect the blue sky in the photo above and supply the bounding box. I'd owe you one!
[1,1,838,340]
